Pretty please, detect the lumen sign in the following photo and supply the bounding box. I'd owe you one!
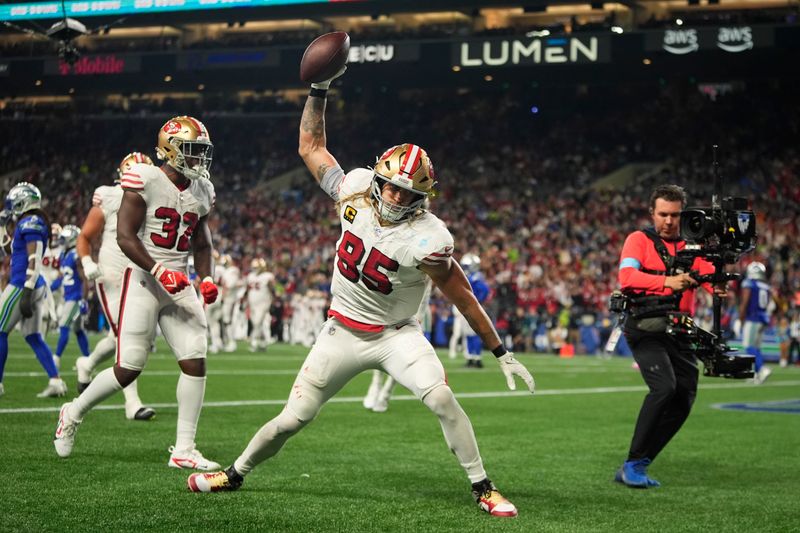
[646,26,773,55]
[454,36,610,67]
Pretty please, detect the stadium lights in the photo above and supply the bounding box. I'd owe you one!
[164,75,172,82]
[484,74,493,81]
[611,26,623,34]
[526,29,550,37]
[198,84,205,91]
[35,79,42,86]
[643,58,652,65]
[452,65,461,72]
[676,18,684,26]
[68,88,74,94]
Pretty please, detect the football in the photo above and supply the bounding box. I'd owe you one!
[299,31,350,83]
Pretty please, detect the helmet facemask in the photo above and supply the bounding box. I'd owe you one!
[371,174,427,224]
[167,138,213,180]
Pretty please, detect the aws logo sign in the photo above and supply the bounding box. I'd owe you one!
[716,27,753,52]
[657,26,763,55]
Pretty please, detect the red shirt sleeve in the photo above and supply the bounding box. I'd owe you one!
[618,231,667,293]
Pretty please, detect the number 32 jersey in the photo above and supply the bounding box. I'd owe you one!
[121,163,215,273]
[323,167,453,327]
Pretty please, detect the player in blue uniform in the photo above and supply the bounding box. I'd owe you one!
[0,182,67,398]
[461,254,491,368]
[739,262,773,384]
[51,225,90,365]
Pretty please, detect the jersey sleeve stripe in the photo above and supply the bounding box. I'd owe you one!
[120,179,144,189]
[122,172,141,178]
[426,252,451,258]
[421,257,448,266]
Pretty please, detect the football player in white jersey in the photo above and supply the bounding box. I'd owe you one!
[219,254,241,352]
[73,152,156,421]
[188,69,535,518]
[205,250,225,353]
[246,258,274,352]
[55,116,221,471]
[42,223,63,334]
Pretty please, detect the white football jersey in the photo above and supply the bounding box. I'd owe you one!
[326,168,454,326]
[92,184,129,281]
[247,271,274,307]
[41,244,63,284]
[221,265,241,299]
[120,163,214,272]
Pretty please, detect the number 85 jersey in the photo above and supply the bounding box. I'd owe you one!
[120,163,215,273]
[324,167,453,328]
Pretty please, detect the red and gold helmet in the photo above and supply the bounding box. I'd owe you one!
[371,143,436,223]
[250,257,267,272]
[156,116,213,180]
[116,152,153,183]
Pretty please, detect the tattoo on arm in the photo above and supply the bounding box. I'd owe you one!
[316,163,330,182]
[300,96,326,139]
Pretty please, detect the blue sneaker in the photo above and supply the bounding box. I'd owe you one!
[614,459,653,488]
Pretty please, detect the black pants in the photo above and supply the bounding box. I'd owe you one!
[625,326,699,462]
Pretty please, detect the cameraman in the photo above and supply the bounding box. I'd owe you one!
[614,184,726,488]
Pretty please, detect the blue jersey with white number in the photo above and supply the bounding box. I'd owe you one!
[9,214,47,289]
[742,278,770,324]
[59,249,83,302]
[468,272,490,304]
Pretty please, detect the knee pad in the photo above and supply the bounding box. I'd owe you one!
[272,406,309,438]
[286,378,326,422]
[422,384,460,421]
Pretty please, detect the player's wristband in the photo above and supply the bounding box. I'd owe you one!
[150,262,165,278]
[309,87,328,98]
[492,345,508,358]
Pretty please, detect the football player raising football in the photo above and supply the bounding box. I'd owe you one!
[188,67,535,518]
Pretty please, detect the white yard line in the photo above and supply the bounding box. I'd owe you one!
[2,380,799,415]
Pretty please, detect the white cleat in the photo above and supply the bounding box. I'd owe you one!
[223,342,237,353]
[37,378,68,398]
[363,383,380,410]
[76,356,93,384]
[168,446,221,471]
[372,393,390,413]
[54,402,81,457]
[753,366,772,385]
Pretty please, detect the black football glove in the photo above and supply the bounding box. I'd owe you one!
[19,287,34,319]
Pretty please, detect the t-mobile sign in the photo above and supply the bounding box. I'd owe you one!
[44,54,141,75]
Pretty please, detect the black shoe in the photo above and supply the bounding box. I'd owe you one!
[76,381,90,394]
[132,407,156,421]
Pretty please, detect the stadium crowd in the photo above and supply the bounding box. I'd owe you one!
[0,81,797,354]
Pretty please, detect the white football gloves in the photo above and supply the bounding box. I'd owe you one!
[81,255,102,281]
[311,65,347,91]
[497,352,535,394]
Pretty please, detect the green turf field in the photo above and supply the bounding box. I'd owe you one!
[1,334,798,532]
